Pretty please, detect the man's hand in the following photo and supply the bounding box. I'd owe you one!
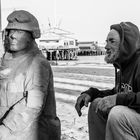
[75,93,91,116]
[95,94,117,113]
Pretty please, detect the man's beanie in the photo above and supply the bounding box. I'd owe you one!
[110,23,123,41]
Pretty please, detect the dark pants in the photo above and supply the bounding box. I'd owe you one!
[88,98,140,140]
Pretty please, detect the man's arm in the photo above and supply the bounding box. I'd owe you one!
[82,87,116,101]
[2,59,50,133]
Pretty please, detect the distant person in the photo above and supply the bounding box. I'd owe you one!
[0,10,61,140]
[75,22,140,140]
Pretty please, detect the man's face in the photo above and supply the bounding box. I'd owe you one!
[105,29,120,64]
[7,29,32,52]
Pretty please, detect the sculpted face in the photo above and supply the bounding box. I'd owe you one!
[104,29,120,64]
[7,29,32,52]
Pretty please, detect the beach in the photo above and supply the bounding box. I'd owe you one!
[52,55,115,140]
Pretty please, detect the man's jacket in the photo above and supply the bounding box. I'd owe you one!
[85,22,140,113]
[0,42,61,140]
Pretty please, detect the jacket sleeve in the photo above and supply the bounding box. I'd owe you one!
[116,91,140,113]
[82,87,116,101]
[116,65,140,113]
[2,59,51,132]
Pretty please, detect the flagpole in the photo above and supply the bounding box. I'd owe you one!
[0,0,1,32]
[0,0,3,58]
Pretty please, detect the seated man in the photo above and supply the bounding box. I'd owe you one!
[75,22,140,140]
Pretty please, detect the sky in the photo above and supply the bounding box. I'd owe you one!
[1,0,140,43]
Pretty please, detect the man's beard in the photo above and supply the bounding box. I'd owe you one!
[104,50,120,64]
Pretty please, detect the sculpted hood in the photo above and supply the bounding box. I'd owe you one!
[110,22,140,68]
